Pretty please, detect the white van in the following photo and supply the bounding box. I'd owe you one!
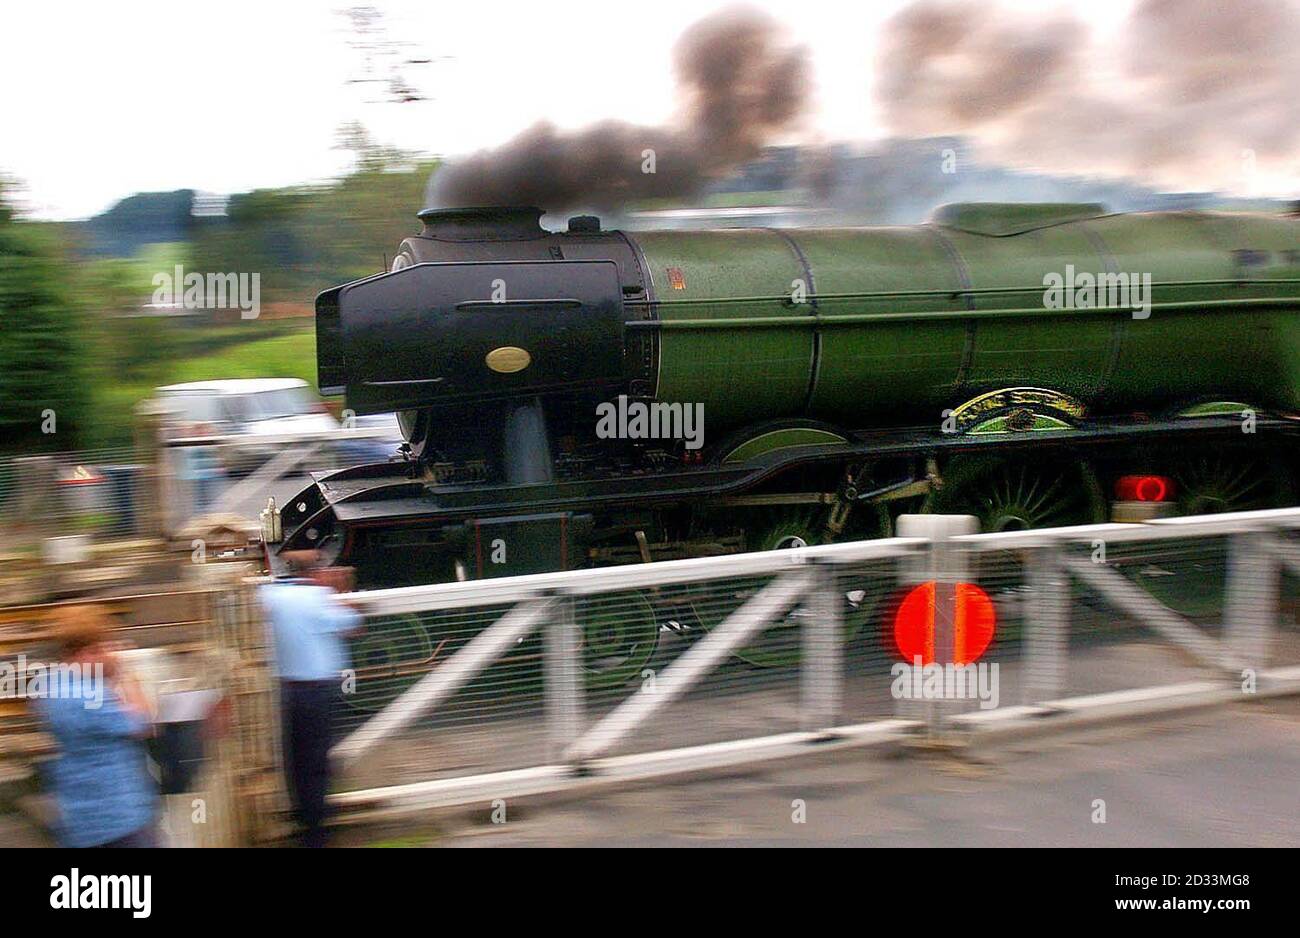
[155,379,339,435]
[155,379,341,478]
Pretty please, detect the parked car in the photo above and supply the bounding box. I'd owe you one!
[155,379,339,477]
[156,379,337,434]
[339,412,405,466]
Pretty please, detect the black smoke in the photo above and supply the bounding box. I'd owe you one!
[875,0,1300,191]
[428,6,811,211]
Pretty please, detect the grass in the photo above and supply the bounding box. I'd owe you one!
[87,325,318,449]
[135,242,189,278]
[162,329,317,384]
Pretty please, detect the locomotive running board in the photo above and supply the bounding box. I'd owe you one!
[284,413,1299,538]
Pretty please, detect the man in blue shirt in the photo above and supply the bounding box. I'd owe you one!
[38,606,158,848]
[259,550,362,847]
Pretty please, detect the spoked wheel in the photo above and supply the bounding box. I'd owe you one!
[750,510,824,553]
[923,455,1105,638]
[692,505,892,668]
[1173,453,1291,516]
[1130,451,1294,619]
[577,591,660,690]
[923,455,1107,532]
[344,614,437,712]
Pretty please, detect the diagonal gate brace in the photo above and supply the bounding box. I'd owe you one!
[332,597,556,768]
[1061,555,1236,670]
[563,569,814,764]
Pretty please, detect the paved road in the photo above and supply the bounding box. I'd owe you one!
[340,696,1300,847]
[6,692,1293,847]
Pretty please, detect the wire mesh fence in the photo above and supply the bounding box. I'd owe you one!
[1054,536,1235,699]
[0,448,144,543]
[8,506,1298,837]
[1268,530,1300,667]
[333,558,910,782]
[323,509,1300,803]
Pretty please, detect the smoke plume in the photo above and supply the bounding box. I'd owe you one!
[876,0,1300,192]
[429,6,810,211]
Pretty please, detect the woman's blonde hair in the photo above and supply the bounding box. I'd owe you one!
[49,604,114,657]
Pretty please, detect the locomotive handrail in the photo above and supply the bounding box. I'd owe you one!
[624,277,1300,309]
[626,297,1300,330]
[454,298,585,311]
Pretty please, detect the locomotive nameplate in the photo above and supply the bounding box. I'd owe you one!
[950,387,1085,435]
[485,346,533,374]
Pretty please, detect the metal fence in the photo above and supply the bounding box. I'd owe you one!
[324,508,1300,817]
[0,448,143,543]
[9,502,1298,837]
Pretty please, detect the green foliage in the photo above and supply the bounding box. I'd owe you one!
[82,320,314,449]
[0,196,91,453]
[78,243,199,381]
[2,155,435,452]
[189,159,440,300]
[80,189,193,257]
[81,256,153,312]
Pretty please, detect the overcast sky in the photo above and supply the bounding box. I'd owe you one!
[6,0,1263,221]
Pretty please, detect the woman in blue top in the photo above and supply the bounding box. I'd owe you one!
[38,606,158,848]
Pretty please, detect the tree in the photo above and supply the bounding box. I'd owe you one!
[0,180,90,453]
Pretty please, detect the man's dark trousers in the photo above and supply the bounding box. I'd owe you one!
[281,679,337,848]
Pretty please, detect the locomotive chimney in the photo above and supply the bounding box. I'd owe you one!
[416,206,546,241]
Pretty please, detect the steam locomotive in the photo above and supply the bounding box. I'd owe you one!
[266,202,1300,602]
